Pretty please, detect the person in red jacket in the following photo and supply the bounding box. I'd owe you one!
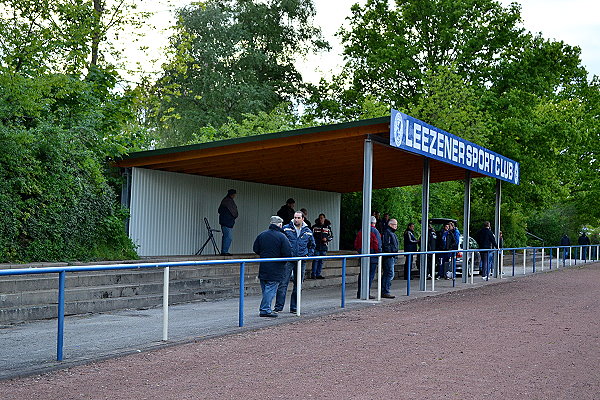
[354,216,382,299]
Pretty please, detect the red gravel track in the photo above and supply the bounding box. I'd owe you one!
[4,263,599,399]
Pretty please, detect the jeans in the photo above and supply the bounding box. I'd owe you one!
[382,257,395,295]
[259,280,279,315]
[357,257,378,298]
[275,261,306,311]
[581,247,588,261]
[311,249,327,277]
[220,225,233,254]
[480,250,490,277]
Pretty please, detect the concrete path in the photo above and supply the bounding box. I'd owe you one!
[1,273,482,380]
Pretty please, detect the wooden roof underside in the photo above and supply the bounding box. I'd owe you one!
[115,119,483,193]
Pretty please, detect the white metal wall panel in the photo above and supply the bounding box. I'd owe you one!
[129,168,341,256]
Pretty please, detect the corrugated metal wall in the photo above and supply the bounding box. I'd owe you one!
[129,168,341,256]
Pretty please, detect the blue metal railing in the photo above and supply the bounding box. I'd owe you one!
[0,244,598,362]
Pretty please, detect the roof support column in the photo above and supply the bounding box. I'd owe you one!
[494,179,502,278]
[121,167,132,235]
[419,157,430,291]
[360,138,373,299]
[462,171,472,283]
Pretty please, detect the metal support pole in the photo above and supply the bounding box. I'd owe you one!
[407,255,411,296]
[541,248,545,271]
[452,253,457,287]
[377,256,382,301]
[494,179,501,278]
[341,258,346,308]
[296,260,302,316]
[360,139,373,299]
[512,250,516,276]
[420,158,430,291]
[57,271,66,362]
[470,251,474,284]
[162,267,170,340]
[523,249,527,275]
[239,262,245,327]
[463,171,472,283]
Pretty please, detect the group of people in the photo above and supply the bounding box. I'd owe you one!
[253,198,333,318]
[560,232,592,260]
[219,190,511,315]
[353,214,400,300]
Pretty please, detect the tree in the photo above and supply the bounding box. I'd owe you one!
[0,73,138,262]
[152,0,329,147]
[0,0,148,76]
[308,0,599,246]
[337,0,523,109]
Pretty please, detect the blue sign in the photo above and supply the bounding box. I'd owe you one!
[390,109,520,185]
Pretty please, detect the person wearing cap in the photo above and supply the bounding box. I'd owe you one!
[275,211,316,314]
[253,216,292,317]
[276,198,296,225]
[353,215,382,299]
[218,189,238,256]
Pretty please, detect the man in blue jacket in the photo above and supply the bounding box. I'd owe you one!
[253,216,292,317]
[275,211,316,313]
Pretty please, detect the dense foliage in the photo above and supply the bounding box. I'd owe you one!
[1,0,598,262]
[307,0,599,248]
[151,0,329,146]
[0,0,146,262]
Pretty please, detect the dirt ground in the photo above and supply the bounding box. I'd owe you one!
[3,263,599,400]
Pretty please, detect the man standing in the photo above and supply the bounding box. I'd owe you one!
[402,222,418,280]
[218,189,238,256]
[381,219,399,298]
[578,232,591,261]
[354,216,382,299]
[275,211,315,314]
[310,213,333,279]
[253,216,292,318]
[560,234,571,261]
[277,198,296,225]
[475,221,498,280]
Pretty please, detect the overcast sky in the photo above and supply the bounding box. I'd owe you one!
[121,0,600,84]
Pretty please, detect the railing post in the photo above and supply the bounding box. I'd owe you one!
[569,247,572,266]
[406,255,411,296]
[512,249,515,276]
[523,248,527,275]
[549,247,552,270]
[470,251,474,284]
[541,248,545,271]
[239,262,245,327]
[341,257,346,308]
[452,253,457,287]
[162,267,170,341]
[296,260,302,316]
[432,253,436,291]
[377,256,382,301]
[57,271,66,361]
[533,248,536,273]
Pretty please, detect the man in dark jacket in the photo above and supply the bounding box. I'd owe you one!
[381,219,399,298]
[275,211,316,313]
[560,234,570,261]
[217,189,238,256]
[276,198,296,225]
[403,222,418,281]
[578,232,591,261]
[475,221,498,280]
[253,216,292,317]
